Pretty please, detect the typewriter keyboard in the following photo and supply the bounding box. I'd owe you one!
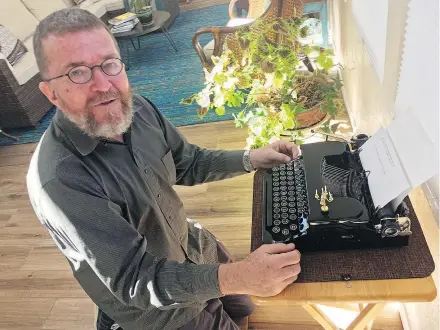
[268,158,309,242]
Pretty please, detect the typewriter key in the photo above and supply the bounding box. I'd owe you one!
[273,167,279,171]
[288,196,295,201]
[290,224,297,231]
[273,214,280,220]
[281,213,288,219]
[282,229,289,235]
[287,171,293,175]
[273,176,279,181]
[274,208,281,213]
[280,171,286,175]
[273,197,280,202]
[297,202,304,207]
[281,192,287,197]
[289,202,296,207]
[280,176,287,181]
[282,219,289,225]
[273,182,279,186]
[288,191,295,196]
[281,207,288,212]
[273,186,279,191]
[289,208,296,213]
[281,196,288,201]
[272,226,280,233]
[281,201,287,207]
[273,202,280,208]
[280,186,287,191]
[289,214,297,220]
[287,181,294,186]
[273,220,281,226]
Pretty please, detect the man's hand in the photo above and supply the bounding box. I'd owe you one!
[218,243,301,297]
[250,140,301,169]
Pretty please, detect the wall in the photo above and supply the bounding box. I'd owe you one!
[328,1,439,329]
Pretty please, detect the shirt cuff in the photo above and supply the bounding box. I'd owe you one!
[225,150,247,173]
[187,263,222,303]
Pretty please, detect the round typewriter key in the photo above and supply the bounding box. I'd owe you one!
[273,202,280,208]
[290,224,297,231]
[273,176,279,181]
[297,201,304,207]
[298,208,304,213]
[282,219,289,225]
[273,186,279,191]
[281,196,288,201]
[273,182,279,186]
[273,197,280,202]
[287,176,293,181]
[281,212,288,218]
[289,214,297,220]
[273,214,280,220]
[287,171,293,175]
[272,226,280,233]
[289,202,296,207]
[281,207,288,212]
[274,208,281,213]
[280,177,287,182]
[280,186,287,191]
[289,208,296,213]
[281,201,287,207]
[273,220,281,226]
[280,170,286,175]
[273,167,279,171]
[287,181,294,186]
[282,229,289,235]
[288,191,295,196]
[273,192,280,197]
[281,191,287,196]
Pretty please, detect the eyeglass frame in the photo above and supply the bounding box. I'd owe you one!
[44,58,125,84]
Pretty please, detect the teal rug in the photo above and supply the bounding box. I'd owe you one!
[0,4,233,146]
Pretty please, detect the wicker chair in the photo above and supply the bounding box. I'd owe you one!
[0,59,53,130]
[192,0,305,69]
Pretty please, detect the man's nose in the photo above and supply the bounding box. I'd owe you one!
[90,67,112,92]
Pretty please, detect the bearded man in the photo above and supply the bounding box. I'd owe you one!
[26,8,302,330]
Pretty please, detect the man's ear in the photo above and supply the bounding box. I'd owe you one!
[39,81,59,106]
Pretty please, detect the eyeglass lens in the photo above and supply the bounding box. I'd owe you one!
[68,58,123,84]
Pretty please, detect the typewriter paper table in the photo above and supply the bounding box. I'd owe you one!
[250,171,437,330]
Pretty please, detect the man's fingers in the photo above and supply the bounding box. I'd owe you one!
[280,263,301,280]
[281,274,299,286]
[259,243,295,254]
[272,249,301,267]
[273,141,300,160]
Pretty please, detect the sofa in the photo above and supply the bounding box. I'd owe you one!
[0,0,179,130]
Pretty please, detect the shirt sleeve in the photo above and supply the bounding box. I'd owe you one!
[37,171,223,311]
[143,97,247,186]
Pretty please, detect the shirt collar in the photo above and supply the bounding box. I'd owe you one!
[53,109,100,156]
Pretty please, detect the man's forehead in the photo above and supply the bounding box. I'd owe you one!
[43,29,118,68]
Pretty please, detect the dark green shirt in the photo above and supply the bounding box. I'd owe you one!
[26,94,247,329]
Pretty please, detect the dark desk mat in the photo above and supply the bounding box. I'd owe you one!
[251,171,435,283]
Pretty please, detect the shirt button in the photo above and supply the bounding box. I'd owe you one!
[145,169,148,173]
[157,193,161,198]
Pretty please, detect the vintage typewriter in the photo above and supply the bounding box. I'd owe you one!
[262,134,412,252]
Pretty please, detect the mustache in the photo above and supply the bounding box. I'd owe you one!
[88,91,121,105]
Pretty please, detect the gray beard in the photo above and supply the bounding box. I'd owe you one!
[60,89,133,139]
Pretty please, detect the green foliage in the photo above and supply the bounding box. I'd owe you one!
[181,17,343,149]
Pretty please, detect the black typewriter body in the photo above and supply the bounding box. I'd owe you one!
[262,140,412,252]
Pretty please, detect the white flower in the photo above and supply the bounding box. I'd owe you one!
[223,77,239,89]
[246,135,256,149]
[213,84,225,107]
[263,73,275,89]
[268,136,281,144]
[198,92,211,108]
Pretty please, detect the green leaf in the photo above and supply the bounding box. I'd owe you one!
[330,122,340,133]
[274,70,284,89]
[215,106,226,116]
[214,74,227,85]
[197,107,209,119]
[180,96,195,105]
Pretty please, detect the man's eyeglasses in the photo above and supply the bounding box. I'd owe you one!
[45,58,125,84]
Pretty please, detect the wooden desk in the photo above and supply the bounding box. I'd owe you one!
[251,275,437,330]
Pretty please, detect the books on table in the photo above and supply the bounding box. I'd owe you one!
[108,12,137,26]
[110,18,140,33]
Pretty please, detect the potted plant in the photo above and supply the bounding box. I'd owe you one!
[131,0,153,25]
[181,17,344,149]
